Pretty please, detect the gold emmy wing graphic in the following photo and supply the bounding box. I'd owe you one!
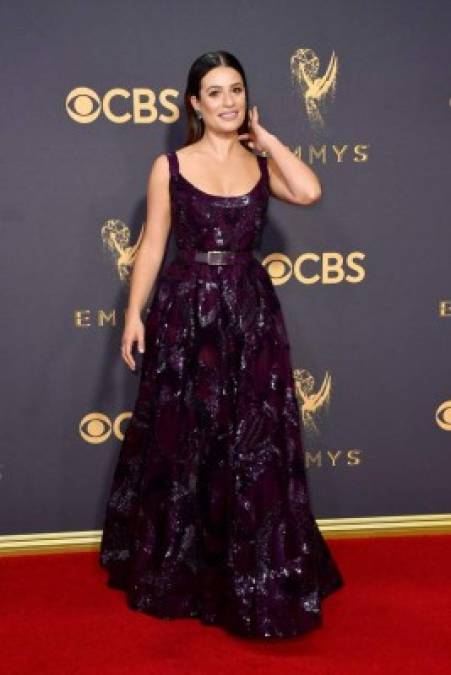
[293,367,332,435]
[290,48,338,129]
[101,219,144,282]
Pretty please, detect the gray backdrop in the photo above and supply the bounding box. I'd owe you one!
[1,0,450,536]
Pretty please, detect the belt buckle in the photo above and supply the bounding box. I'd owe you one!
[207,250,226,265]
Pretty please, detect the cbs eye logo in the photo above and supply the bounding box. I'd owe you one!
[262,251,366,286]
[79,412,132,443]
[65,86,179,124]
[436,401,451,431]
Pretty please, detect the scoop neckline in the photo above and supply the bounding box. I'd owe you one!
[173,150,263,200]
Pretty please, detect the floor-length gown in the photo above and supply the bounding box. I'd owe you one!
[99,149,344,639]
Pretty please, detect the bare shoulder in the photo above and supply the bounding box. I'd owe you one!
[151,151,171,174]
[146,152,171,187]
[171,145,203,174]
[174,144,199,161]
[177,142,200,153]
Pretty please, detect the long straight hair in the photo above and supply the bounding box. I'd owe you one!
[182,50,251,148]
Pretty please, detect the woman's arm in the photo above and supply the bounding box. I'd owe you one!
[126,153,172,319]
[240,105,322,206]
[264,134,322,206]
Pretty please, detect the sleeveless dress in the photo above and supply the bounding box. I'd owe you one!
[99,150,344,639]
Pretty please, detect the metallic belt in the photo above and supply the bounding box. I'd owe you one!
[178,249,254,265]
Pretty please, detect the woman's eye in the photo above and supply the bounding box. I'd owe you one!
[209,88,243,96]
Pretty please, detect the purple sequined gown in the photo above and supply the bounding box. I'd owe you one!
[99,150,344,639]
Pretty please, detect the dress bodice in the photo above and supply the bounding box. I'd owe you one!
[167,150,270,253]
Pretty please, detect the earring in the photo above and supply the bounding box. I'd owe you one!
[196,109,203,119]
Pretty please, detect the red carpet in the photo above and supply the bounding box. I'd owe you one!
[1,534,450,674]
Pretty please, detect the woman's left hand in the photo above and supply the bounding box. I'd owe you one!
[238,105,273,154]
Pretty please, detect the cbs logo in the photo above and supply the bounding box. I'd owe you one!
[436,401,451,431]
[262,251,366,285]
[79,412,132,443]
[66,87,179,124]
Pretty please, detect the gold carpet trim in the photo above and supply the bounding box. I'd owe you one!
[1,514,450,556]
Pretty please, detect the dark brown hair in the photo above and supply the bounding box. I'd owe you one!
[182,50,251,147]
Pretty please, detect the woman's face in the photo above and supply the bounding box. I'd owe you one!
[191,66,247,134]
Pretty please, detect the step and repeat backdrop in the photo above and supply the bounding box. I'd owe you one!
[1,1,450,536]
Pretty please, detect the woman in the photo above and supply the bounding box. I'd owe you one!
[100,50,344,640]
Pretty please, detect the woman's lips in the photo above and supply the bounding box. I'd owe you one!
[219,111,238,119]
